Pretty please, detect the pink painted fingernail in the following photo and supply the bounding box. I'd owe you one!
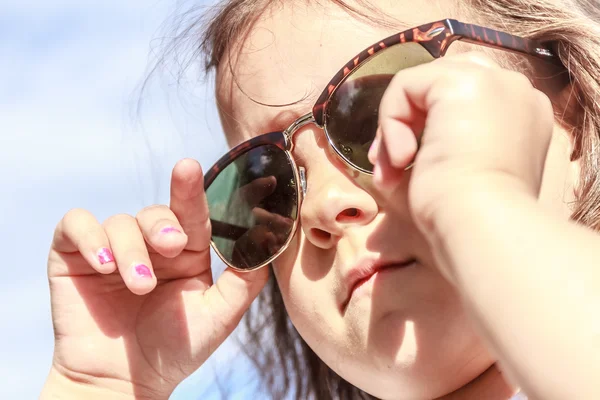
[133,264,152,279]
[160,227,181,234]
[97,248,114,265]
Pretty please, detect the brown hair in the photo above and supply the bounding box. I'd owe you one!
[161,0,600,398]
[459,0,600,229]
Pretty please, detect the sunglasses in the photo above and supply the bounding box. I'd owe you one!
[203,18,562,271]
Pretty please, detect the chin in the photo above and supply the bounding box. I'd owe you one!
[337,348,494,400]
[333,309,495,399]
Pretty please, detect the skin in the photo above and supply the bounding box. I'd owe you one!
[216,1,580,398]
[42,0,600,399]
[217,4,492,395]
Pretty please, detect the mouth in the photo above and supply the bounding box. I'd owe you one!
[341,259,417,313]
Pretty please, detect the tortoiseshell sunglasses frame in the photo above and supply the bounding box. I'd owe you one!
[204,18,563,271]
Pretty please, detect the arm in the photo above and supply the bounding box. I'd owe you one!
[434,186,600,400]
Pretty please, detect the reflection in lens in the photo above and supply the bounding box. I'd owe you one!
[326,42,434,172]
[206,145,298,270]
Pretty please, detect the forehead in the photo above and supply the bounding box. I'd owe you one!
[215,0,449,145]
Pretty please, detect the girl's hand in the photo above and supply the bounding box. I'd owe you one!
[370,54,600,400]
[369,53,556,278]
[42,159,268,399]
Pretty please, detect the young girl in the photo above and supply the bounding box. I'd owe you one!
[41,0,600,399]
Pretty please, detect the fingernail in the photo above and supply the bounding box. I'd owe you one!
[160,226,181,235]
[133,264,152,279]
[97,248,115,265]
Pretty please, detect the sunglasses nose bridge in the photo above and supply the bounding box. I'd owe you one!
[283,112,317,147]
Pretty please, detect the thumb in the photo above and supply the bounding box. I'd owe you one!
[203,267,269,333]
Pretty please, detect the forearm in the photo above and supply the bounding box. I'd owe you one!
[432,187,600,400]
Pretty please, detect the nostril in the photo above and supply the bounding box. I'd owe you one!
[344,208,359,217]
[336,208,361,222]
[310,228,332,242]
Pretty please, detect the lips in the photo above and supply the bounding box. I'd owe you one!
[341,258,417,312]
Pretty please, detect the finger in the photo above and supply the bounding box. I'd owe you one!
[440,51,500,70]
[232,225,277,267]
[376,70,430,173]
[236,176,277,208]
[170,159,211,252]
[375,58,488,185]
[136,205,188,259]
[171,266,268,364]
[252,207,293,233]
[372,131,406,188]
[203,266,269,334]
[51,209,116,276]
[103,214,157,295]
[375,52,499,174]
[367,127,382,165]
[148,249,211,280]
[252,208,293,247]
[373,85,422,188]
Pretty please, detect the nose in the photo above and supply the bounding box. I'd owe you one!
[300,174,378,249]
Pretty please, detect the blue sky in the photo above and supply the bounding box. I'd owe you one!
[0,1,266,398]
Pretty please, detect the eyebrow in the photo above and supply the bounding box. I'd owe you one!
[235,105,310,139]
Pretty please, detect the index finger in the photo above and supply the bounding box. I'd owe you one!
[236,176,277,208]
[169,158,211,252]
[377,53,499,170]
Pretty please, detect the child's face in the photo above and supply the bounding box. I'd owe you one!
[216,1,575,398]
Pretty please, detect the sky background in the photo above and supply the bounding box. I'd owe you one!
[0,0,267,398]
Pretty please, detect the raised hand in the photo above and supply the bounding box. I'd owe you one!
[42,159,268,399]
[370,52,556,243]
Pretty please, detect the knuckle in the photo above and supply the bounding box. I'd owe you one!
[62,208,91,225]
[136,204,170,220]
[534,90,556,132]
[77,227,102,247]
[57,209,100,246]
[504,69,534,90]
[444,67,492,99]
[442,66,535,105]
[462,52,498,69]
[103,213,135,229]
[536,89,554,112]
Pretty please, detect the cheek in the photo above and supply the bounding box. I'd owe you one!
[269,216,494,397]
[271,233,345,346]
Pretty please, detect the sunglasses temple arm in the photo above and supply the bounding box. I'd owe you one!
[448,20,560,64]
[210,219,248,241]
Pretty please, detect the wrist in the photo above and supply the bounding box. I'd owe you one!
[40,367,158,400]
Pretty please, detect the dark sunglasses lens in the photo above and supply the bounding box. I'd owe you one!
[206,145,298,270]
[325,42,434,172]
